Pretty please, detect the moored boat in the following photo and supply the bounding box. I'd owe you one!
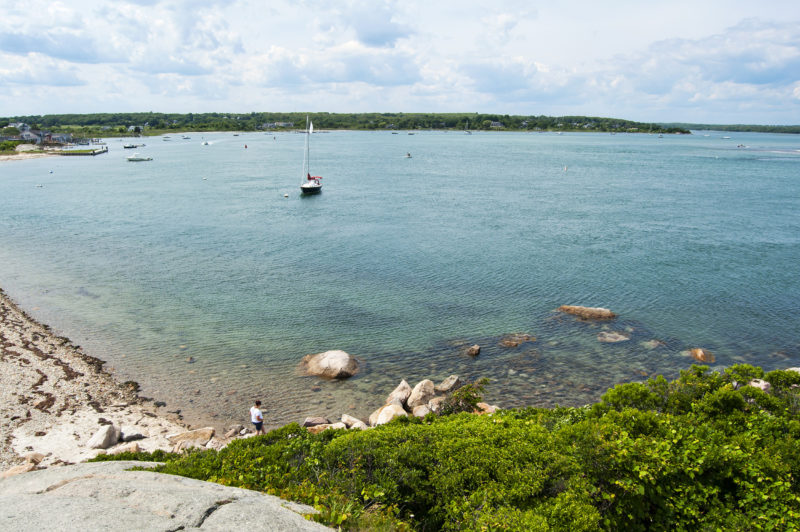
[126,153,152,162]
[300,117,322,195]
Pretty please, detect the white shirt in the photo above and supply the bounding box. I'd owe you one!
[250,406,263,423]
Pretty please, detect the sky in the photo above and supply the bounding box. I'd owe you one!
[1,0,799,124]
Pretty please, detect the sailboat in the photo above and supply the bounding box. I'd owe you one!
[300,117,323,195]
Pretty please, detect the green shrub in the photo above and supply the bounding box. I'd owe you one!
[438,377,489,415]
[95,365,800,530]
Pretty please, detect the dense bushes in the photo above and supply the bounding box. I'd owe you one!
[96,364,800,530]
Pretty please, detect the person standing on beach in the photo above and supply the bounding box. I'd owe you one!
[250,400,265,435]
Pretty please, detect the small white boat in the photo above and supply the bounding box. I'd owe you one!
[300,117,322,195]
[127,153,152,162]
[202,141,209,145]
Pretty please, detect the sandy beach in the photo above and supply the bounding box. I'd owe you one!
[0,151,57,162]
[0,288,193,472]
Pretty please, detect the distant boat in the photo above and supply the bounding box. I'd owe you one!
[182,135,191,139]
[202,141,209,145]
[300,117,322,195]
[405,152,412,158]
[722,136,731,139]
[123,144,136,149]
[465,120,471,134]
[127,153,152,162]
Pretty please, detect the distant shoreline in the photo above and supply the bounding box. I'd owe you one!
[0,151,58,162]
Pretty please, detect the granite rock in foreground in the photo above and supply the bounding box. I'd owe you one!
[0,460,329,531]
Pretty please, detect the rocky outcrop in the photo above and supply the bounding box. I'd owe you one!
[557,305,616,320]
[299,350,359,379]
[0,461,329,531]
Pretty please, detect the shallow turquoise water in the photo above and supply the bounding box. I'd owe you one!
[1,130,798,427]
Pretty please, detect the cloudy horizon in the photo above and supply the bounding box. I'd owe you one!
[1,0,799,124]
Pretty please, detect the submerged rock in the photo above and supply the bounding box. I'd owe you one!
[557,305,616,320]
[641,339,666,349]
[499,333,535,348]
[300,350,359,379]
[597,331,630,343]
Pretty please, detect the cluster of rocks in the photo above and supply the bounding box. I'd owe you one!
[302,375,500,434]
[84,423,229,456]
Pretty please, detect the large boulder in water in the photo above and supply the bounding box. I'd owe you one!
[300,350,359,379]
[557,305,616,320]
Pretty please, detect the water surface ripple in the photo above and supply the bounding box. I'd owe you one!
[1,130,798,427]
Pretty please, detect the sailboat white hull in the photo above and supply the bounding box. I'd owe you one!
[300,181,322,194]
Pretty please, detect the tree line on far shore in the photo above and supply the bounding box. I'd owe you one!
[1,112,691,135]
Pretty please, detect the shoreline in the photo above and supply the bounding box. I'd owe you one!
[0,288,198,471]
[0,151,59,162]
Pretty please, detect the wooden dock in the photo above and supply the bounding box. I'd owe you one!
[55,147,108,156]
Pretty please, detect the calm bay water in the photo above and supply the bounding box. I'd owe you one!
[1,130,798,428]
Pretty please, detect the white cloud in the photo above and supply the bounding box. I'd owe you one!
[0,1,799,123]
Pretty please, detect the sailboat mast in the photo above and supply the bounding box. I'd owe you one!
[302,116,309,178]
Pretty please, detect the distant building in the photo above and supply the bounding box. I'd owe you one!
[265,122,295,129]
[20,130,42,143]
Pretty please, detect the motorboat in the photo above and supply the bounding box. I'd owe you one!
[127,153,152,161]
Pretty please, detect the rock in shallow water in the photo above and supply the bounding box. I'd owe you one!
[300,350,359,379]
[557,305,616,320]
[597,331,630,343]
[688,348,715,363]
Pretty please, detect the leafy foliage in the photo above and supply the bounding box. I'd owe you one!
[0,112,691,135]
[97,364,800,530]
